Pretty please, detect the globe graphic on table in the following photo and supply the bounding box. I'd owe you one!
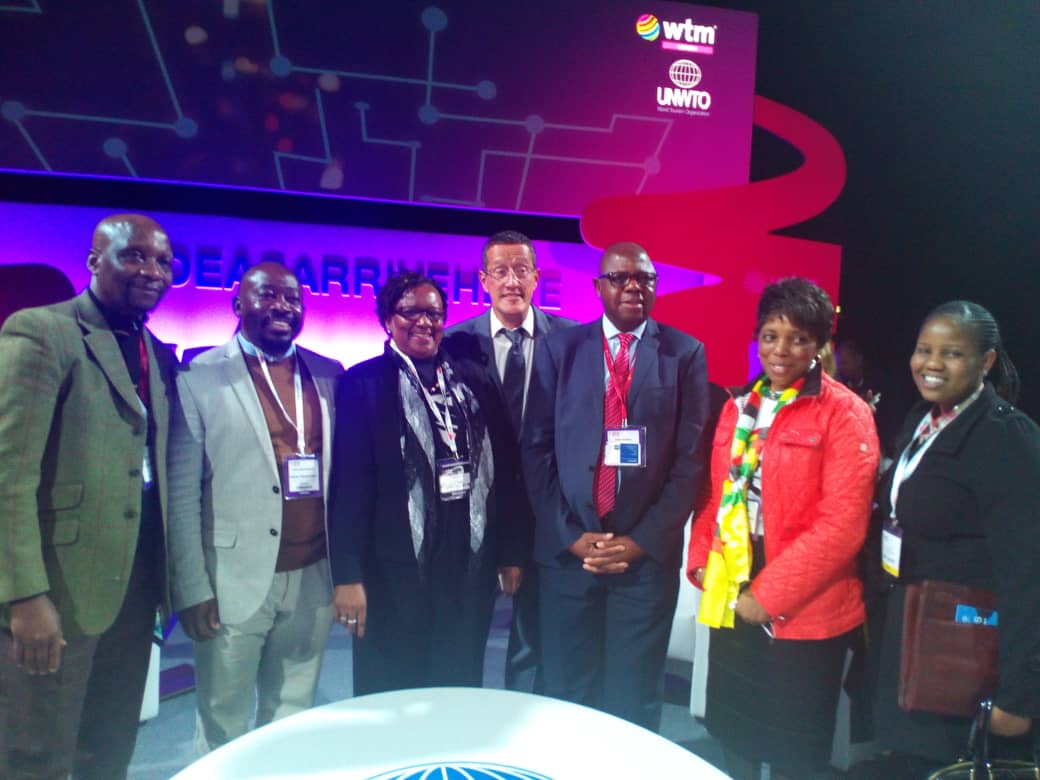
[367,762,554,780]
[669,59,702,89]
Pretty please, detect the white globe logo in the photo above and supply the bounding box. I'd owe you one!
[668,59,702,88]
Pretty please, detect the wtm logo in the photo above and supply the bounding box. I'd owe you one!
[656,59,711,113]
[635,13,717,54]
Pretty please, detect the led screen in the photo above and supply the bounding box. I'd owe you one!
[0,1,757,217]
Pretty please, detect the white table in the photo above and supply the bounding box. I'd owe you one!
[172,687,730,779]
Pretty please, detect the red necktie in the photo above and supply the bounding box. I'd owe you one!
[594,333,633,518]
[136,332,150,407]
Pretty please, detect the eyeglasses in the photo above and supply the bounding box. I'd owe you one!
[485,265,535,282]
[394,307,445,324]
[597,271,658,289]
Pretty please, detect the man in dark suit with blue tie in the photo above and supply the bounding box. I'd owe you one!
[522,241,709,731]
[442,231,574,693]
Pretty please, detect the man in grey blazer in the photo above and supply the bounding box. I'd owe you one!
[442,230,575,693]
[167,262,342,754]
[0,213,177,779]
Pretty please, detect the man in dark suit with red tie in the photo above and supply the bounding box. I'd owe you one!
[522,241,709,731]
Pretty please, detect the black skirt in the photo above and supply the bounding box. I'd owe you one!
[704,540,853,775]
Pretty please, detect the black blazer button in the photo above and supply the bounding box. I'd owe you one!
[270,528,279,536]
[272,485,280,494]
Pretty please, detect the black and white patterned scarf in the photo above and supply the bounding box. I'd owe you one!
[387,342,493,579]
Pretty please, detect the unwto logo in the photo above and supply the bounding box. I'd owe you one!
[668,59,701,89]
[657,59,711,113]
[636,13,716,55]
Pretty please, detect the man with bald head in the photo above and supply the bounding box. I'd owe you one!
[523,242,709,731]
[167,262,342,754]
[0,213,177,778]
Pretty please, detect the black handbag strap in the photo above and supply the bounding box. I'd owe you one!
[968,699,1040,777]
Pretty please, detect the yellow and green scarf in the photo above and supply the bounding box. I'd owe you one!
[698,373,804,628]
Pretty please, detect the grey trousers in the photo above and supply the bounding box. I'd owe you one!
[191,558,333,756]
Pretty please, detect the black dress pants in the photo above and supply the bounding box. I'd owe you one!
[538,556,679,732]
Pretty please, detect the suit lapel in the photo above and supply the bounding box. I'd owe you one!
[475,311,502,390]
[220,339,276,459]
[144,333,169,442]
[76,294,143,420]
[143,332,172,532]
[532,307,550,339]
[627,319,659,409]
[583,323,606,423]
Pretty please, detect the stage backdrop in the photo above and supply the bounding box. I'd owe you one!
[0,202,716,366]
[0,2,851,388]
[0,1,757,217]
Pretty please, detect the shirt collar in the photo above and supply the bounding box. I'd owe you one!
[918,382,985,437]
[601,315,647,343]
[87,288,146,332]
[490,306,535,338]
[236,331,296,363]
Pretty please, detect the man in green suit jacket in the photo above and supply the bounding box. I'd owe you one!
[0,213,177,780]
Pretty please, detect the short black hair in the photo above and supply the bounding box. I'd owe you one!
[482,230,536,269]
[376,271,448,328]
[755,277,834,348]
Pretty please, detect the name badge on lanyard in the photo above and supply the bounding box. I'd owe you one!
[284,453,322,499]
[602,334,646,468]
[257,351,322,501]
[881,522,903,578]
[427,377,471,502]
[603,427,646,467]
[884,410,945,578]
[437,458,472,501]
[391,342,474,502]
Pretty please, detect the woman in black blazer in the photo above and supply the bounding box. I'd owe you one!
[326,272,524,695]
[866,300,1040,776]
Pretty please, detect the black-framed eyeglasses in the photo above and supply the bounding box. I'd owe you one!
[394,307,445,323]
[485,265,535,282]
[597,271,658,289]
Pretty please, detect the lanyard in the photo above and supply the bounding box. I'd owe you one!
[256,353,307,455]
[888,409,943,524]
[602,333,637,425]
[390,341,460,459]
[888,384,984,522]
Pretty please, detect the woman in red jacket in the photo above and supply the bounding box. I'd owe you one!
[688,278,879,780]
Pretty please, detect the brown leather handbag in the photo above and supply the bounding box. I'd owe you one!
[900,579,999,717]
